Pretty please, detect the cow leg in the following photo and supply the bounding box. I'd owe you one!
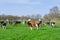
[2,26,6,29]
[29,25,33,30]
[35,24,39,30]
[30,27,32,30]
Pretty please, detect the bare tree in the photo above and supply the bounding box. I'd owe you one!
[43,6,60,21]
[30,14,41,20]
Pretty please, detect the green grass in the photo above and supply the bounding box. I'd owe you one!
[0,24,60,40]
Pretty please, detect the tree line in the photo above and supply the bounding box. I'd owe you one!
[0,6,60,21]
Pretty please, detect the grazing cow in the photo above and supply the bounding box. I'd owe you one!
[25,19,42,30]
[51,22,55,27]
[0,21,6,29]
[14,21,21,24]
[43,21,55,27]
[43,21,50,25]
[8,20,21,25]
[46,22,50,25]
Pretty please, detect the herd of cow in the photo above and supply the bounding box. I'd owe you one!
[0,19,55,30]
[0,20,21,29]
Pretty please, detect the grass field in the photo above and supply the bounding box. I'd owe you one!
[0,24,60,40]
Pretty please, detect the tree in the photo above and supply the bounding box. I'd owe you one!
[43,6,60,21]
[50,6,59,13]
[30,14,41,20]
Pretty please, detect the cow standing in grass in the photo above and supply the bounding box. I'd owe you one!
[25,19,42,30]
[14,21,21,24]
[2,22,6,29]
[43,21,55,27]
[9,20,21,25]
[51,22,55,27]
[0,21,6,29]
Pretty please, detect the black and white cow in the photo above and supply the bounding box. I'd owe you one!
[0,21,7,29]
[51,22,55,27]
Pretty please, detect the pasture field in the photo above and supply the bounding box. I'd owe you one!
[0,24,60,40]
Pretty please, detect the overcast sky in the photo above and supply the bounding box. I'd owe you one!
[0,0,60,16]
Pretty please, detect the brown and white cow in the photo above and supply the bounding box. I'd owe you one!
[25,19,42,30]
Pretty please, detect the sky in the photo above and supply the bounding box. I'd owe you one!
[0,0,60,17]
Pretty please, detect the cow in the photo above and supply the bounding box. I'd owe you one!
[0,21,7,29]
[8,20,21,25]
[25,19,42,30]
[43,21,55,27]
[51,22,55,27]
[14,21,21,24]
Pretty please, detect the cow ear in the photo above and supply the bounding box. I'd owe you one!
[28,19,31,21]
[38,19,41,21]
